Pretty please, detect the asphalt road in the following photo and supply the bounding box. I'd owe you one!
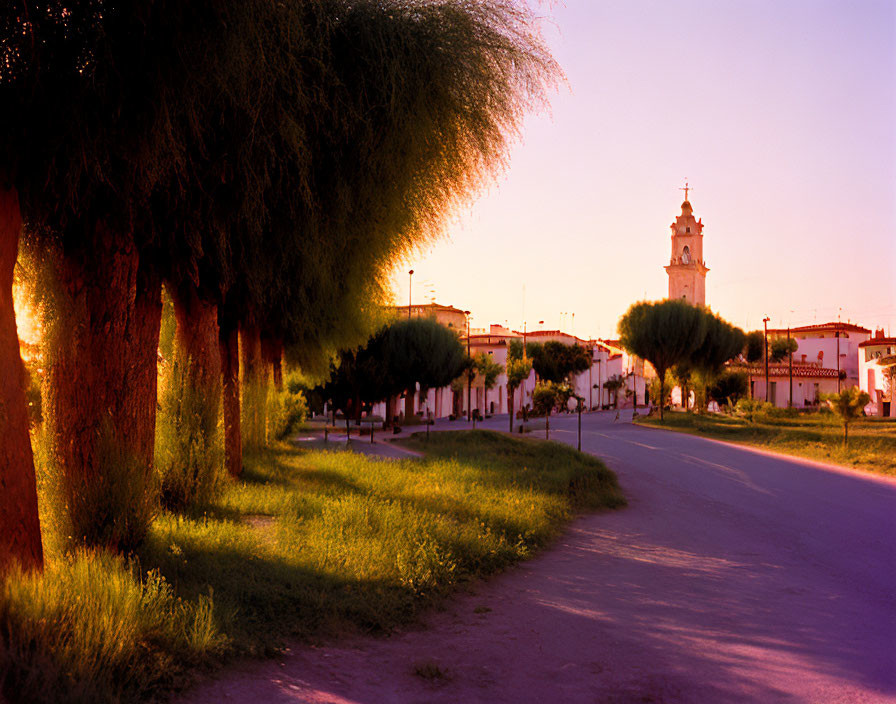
[184,412,896,703]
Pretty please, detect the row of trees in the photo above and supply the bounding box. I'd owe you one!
[0,1,556,573]
[319,317,468,424]
[618,299,746,420]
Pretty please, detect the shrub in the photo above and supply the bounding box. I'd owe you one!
[0,550,222,704]
[268,384,308,441]
[155,353,224,512]
[709,370,748,409]
[735,398,772,423]
[48,420,158,553]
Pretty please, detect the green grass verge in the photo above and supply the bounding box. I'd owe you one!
[1,430,624,704]
[638,411,896,476]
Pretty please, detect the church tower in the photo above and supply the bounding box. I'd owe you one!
[664,184,708,305]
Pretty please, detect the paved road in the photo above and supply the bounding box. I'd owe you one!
[184,412,896,703]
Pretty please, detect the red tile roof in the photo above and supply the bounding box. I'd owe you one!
[858,337,896,348]
[768,322,870,335]
[728,362,840,379]
[394,303,467,315]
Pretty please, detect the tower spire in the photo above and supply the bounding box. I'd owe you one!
[679,179,692,202]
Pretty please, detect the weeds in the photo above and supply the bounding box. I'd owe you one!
[2,431,623,703]
[639,412,896,476]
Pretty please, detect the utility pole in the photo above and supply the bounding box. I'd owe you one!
[788,326,793,408]
[836,309,842,393]
[763,317,770,402]
[407,270,414,320]
[836,330,841,393]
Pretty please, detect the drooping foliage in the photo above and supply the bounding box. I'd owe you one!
[1,1,559,549]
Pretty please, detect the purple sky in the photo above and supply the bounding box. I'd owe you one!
[391,0,896,339]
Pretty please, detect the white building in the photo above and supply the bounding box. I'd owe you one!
[728,322,873,409]
[859,330,895,417]
[767,322,871,390]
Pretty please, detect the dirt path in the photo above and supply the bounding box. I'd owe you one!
[181,414,896,703]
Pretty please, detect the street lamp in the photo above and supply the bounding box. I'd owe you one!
[408,270,414,320]
[465,311,472,424]
[763,316,770,403]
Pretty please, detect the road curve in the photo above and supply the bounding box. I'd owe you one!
[182,412,896,703]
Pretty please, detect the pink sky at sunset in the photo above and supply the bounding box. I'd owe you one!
[390,0,896,339]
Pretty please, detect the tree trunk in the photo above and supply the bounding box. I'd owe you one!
[219,310,242,477]
[843,422,848,447]
[263,336,284,392]
[659,372,665,421]
[172,283,221,434]
[240,323,266,450]
[405,384,416,421]
[132,266,163,468]
[545,411,550,440]
[0,185,42,574]
[385,394,396,428]
[508,387,514,433]
[44,222,161,550]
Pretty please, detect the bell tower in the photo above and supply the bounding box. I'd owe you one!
[664,183,708,305]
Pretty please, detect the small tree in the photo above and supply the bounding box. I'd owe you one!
[472,352,503,417]
[506,344,533,432]
[603,375,626,408]
[824,387,871,447]
[532,381,560,439]
[527,341,591,384]
[744,331,766,363]
[770,337,798,363]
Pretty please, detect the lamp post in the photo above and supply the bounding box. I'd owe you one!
[589,356,593,410]
[407,270,414,320]
[763,317,770,402]
[788,326,793,408]
[465,311,472,425]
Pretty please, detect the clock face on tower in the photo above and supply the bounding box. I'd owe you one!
[681,246,690,264]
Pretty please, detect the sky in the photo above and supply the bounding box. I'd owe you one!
[389,0,896,340]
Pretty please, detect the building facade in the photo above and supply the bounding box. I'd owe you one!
[858,329,896,417]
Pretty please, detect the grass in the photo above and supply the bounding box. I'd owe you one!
[1,430,624,704]
[638,411,896,476]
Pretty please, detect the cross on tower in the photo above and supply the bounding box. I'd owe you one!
[679,180,692,201]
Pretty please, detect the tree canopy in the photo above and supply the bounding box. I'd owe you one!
[618,300,744,420]
[526,341,591,384]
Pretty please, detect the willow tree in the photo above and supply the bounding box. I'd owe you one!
[618,300,708,421]
[230,0,558,457]
[0,2,277,547]
[0,0,112,569]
